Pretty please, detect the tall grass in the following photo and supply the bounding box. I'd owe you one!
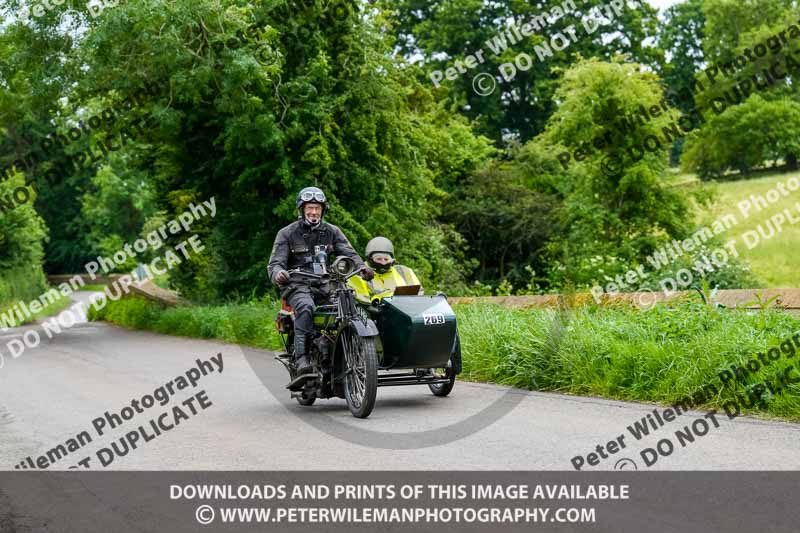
[457,302,800,419]
[0,265,47,306]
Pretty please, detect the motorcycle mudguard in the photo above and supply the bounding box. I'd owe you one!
[351,318,379,337]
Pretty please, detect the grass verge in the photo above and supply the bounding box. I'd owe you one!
[0,290,73,328]
[88,296,283,350]
[90,296,800,420]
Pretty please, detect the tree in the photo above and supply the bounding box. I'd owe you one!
[528,58,694,287]
[24,0,494,299]
[656,0,705,164]
[0,172,49,302]
[681,0,800,175]
[387,0,661,144]
[682,95,800,178]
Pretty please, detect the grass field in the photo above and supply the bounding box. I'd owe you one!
[695,170,800,288]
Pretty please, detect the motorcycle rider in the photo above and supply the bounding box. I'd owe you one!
[268,187,374,375]
[349,236,422,305]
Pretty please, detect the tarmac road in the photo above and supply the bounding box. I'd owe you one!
[1,292,799,471]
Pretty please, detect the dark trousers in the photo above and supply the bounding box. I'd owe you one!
[286,287,316,341]
[284,285,328,356]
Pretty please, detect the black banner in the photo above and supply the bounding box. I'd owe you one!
[1,471,797,532]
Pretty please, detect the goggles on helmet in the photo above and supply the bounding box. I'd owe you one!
[300,190,326,203]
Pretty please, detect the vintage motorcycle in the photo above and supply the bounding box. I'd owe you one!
[275,254,461,419]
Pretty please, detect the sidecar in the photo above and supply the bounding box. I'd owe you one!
[370,293,462,396]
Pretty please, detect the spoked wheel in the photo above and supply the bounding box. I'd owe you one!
[341,329,378,418]
[428,366,456,397]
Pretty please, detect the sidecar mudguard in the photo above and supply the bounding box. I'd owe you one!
[351,318,379,337]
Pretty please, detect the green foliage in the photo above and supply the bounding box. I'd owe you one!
[656,0,705,164]
[78,166,157,270]
[657,0,706,111]
[682,96,800,178]
[458,301,800,419]
[445,161,558,287]
[0,172,49,304]
[0,174,47,266]
[2,0,795,300]
[388,0,661,143]
[531,58,694,287]
[0,265,47,308]
[680,0,800,176]
[88,295,283,349]
[36,0,494,300]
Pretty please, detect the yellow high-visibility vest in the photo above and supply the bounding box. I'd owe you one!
[348,264,422,304]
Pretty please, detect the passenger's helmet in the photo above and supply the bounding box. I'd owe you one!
[296,186,329,218]
[365,236,395,273]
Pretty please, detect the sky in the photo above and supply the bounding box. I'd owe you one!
[647,0,683,11]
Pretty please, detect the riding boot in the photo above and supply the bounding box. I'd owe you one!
[294,334,313,375]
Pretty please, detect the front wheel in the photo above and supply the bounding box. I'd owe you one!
[342,330,378,418]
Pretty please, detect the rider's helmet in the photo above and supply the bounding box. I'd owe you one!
[365,236,395,274]
[296,186,328,225]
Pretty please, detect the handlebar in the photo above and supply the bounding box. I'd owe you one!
[287,269,324,280]
[345,265,366,281]
[287,265,367,282]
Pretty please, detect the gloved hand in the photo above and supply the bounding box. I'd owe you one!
[275,269,290,285]
[360,267,375,281]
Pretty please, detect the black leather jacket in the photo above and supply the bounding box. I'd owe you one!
[267,219,366,285]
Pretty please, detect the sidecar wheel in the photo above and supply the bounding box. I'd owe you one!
[430,331,460,397]
[343,331,378,419]
[429,367,456,397]
[296,395,316,406]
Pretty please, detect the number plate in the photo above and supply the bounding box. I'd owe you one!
[422,313,445,325]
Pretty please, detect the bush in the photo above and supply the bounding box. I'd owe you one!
[0,172,49,307]
[0,265,47,307]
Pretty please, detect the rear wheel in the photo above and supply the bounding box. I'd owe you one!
[342,330,378,418]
